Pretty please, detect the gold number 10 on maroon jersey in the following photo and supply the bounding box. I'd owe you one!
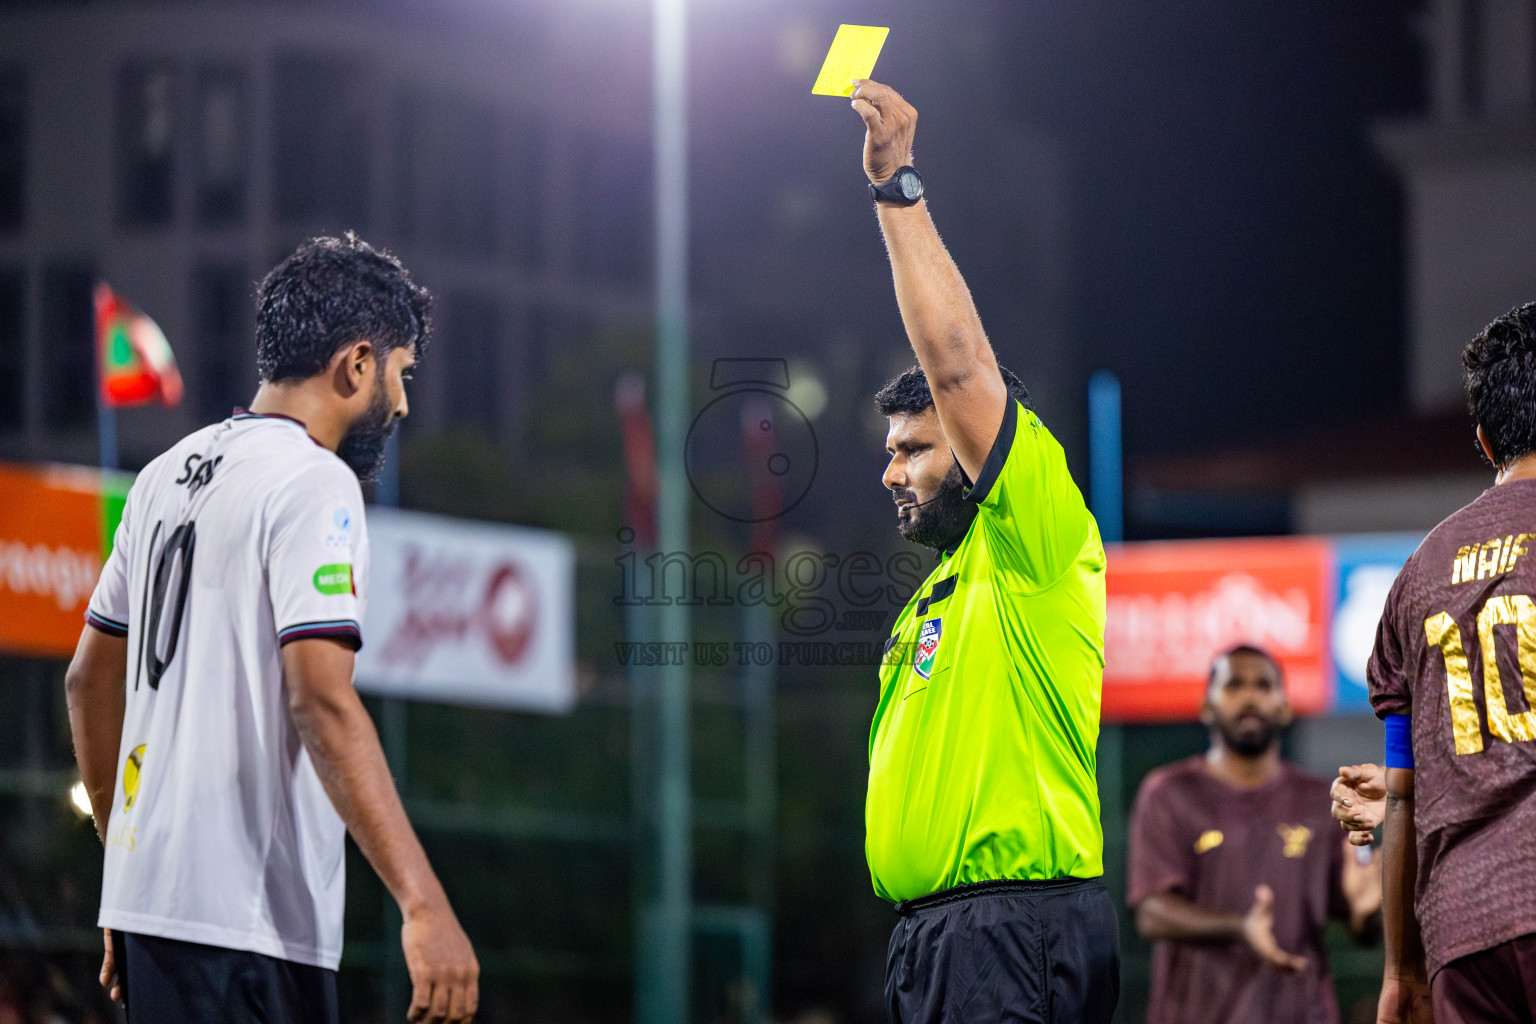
[1425,595,1536,755]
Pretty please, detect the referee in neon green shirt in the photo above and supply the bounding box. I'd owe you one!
[852,80,1119,1024]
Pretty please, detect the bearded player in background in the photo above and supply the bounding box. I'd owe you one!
[1351,302,1536,1024]
[65,236,478,1024]
[1130,646,1380,1024]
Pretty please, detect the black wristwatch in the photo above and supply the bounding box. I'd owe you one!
[869,166,925,206]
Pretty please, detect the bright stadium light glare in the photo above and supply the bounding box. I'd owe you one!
[69,780,93,820]
[786,362,827,421]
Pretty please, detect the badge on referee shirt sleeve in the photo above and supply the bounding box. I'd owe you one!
[914,617,943,679]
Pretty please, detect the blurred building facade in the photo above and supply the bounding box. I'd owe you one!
[0,0,655,470]
[0,2,1083,1023]
[0,1,1083,476]
[1378,0,1536,415]
[1128,0,1536,540]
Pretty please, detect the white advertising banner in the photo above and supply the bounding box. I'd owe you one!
[355,507,576,713]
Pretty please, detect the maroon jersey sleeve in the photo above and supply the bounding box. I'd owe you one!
[1367,566,1413,719]
[1128,769,1193,906]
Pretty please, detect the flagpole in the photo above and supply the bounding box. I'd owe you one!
[93,282,118,472]
[96,363,117,472]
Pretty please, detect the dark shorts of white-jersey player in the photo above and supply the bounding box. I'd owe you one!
[66,235,480,1024]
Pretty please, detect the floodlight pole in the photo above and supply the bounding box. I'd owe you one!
[638,0,693,1019]
[375,432,408,1018]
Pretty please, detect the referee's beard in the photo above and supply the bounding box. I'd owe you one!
[337,369,396,485]
[895,460,976,551]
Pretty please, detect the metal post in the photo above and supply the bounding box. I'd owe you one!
[20,663,48,864]
[1088,373,1126,904]
[380,697,408,1016]
[638,0,693,1019]
[1087,371,1123,544]
[97,381,117,472]
[741,600,775,1024]
[376,428,407,1016]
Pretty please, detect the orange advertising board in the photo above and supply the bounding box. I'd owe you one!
[1103,537,1334,722]
[0,462,130,658]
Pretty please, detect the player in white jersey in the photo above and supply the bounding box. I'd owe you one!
[63,236,478,1024]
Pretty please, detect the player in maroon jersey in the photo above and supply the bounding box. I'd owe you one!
[1356,302,1536,1024]
[1130,646,1381,1024]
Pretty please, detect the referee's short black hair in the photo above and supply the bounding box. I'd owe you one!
[256,233,432,383]
[874,363,1031,417]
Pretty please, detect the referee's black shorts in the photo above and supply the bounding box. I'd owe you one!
[885,877,1120,1024]
[112,930,339,1024]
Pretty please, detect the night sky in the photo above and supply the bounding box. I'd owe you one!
[1001,0,1424,456]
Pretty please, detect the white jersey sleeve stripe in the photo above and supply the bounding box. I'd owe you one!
[277,619,363,649]
[84,609,129,636]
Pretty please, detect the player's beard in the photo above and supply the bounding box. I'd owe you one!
[895,460,977,551]
[337,372,396,485]
[1216,710,1285,758]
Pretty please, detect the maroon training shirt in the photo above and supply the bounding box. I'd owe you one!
[1129,757,1348,1024]
[1368,478,1536,975]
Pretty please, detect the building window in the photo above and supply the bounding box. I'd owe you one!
[392,88,427,244]
[0,67,24,234]
[1462,0,1485,116]
[444,293,500,433]
[0,270,23,429]
[116,61,177,227]
[41,265,95,429]
[393,90,499,255]
[193,66,248,226]
[505,115,544,269]
[272,52,370,229]
[438,97,498,255]
[573,132,649,286]
[522,303,588,402]
[194,264,252,424]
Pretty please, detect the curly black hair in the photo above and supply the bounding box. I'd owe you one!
[873,363,1031,417]
[255,233,432,383]
[1463,301,1536,469]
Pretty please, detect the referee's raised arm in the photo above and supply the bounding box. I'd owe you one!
[851,79,1009,482]
[855,83,1117,1024]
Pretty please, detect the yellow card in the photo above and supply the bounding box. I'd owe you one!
[811,25,890,97]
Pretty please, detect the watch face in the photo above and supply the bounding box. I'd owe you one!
[899,170,923,200]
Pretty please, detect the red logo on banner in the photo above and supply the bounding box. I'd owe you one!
[483,564,536,665]
[382,548,540,670]
[1103,538,1333,722]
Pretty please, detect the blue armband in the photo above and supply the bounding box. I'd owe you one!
[1384,713,1414,770]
